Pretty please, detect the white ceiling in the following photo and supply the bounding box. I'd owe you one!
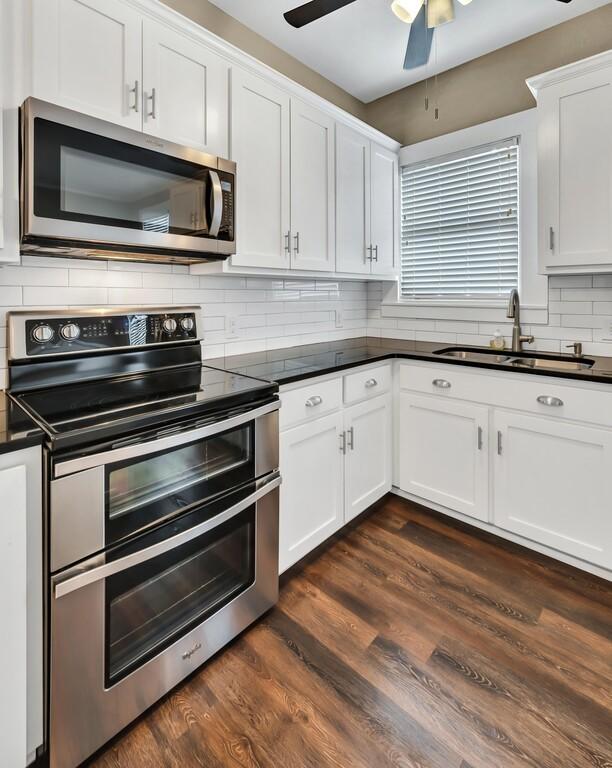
[209,0,611,102]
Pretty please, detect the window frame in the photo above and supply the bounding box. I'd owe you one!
[387,109,547,315]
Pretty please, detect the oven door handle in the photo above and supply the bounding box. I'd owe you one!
[54,400,280,478]
[53,473,281,600]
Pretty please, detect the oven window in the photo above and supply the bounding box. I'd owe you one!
[106,424,254,545]
[33,118,213,237]
[105,507,255,686]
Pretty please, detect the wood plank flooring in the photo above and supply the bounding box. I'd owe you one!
[90,494,612,768]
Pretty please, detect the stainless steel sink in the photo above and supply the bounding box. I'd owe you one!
[433,346,595,372]
[433,347,511,364]
[508,356,594,371]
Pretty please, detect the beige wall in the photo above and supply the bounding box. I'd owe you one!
[365,4,612,146]
[161,0,367,119]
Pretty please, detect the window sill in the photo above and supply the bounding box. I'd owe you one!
[384,299,547,311]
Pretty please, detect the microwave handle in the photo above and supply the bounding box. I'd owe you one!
[53,472,281,600]
[208,170,223,237]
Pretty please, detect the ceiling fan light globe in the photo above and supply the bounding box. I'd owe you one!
[391,0,424,24]
[427,0,455,27]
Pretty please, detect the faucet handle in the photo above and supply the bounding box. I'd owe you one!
[520,334,535,345]
[566,342,583,357]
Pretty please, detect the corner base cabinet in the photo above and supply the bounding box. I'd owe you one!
[493,410,612,569]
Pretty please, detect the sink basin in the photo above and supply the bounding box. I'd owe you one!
[509,356,595,371]
[433,346,595,372]
[433,347,511,364]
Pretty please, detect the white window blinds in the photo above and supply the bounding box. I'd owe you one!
[400,138,519,299]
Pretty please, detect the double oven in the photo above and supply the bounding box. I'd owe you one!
[7,308,279,768]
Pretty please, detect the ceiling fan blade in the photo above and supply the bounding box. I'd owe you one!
[284,0,358,28]
[403,5,434,70]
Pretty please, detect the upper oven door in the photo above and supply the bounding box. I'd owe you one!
[21,98,235,258]
[50,401,279,572]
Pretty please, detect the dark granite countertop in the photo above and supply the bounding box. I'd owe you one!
[0,391,45,455]
[208,337,612,387]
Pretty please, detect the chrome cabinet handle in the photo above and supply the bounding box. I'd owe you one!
[294,232,300,254]
[147,87,157,119]
[129,80,139,112]
[477,426,483,451]
[339,430,346,454]
[549,226,554,252]
[364,378,378,389]
[284,231,291,255]
[347,426,354,451]
[373,245,379,262]
[53,473,281,598]
[537,395,564,407]
[305,395,323,408]
[432,379,451,389]
[497,430,503,456]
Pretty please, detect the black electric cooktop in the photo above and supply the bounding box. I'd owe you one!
[11,364,277,451]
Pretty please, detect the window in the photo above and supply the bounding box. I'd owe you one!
[400,138,519,300]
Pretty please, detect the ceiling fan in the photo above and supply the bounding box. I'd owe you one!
[284,0,574,70]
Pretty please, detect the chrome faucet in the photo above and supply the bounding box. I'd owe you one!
[506,289,534,353]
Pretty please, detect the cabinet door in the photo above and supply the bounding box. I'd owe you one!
[142,19,228,156]
[370,142,398,276]
[230,68,290,269]
[0,464,27,767]
[279,412,344,573]
[344,394,392,522]
[335,124,371,274]
[399,392,489,521]
[539,66,612,271]
[493,410,612,569]
[32,0,142,128]
[290,99,335,272]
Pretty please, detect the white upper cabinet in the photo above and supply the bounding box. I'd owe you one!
[370,142,398,276]
[336,125,398,277]
[142,19,228,157]
[230,68,291,270]
[33,0,142,129]
[290,99,335,272]
[336,123,371,275]
[529,52,612,273]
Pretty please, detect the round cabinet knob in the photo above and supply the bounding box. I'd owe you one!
[32,324,54,344]
[60,323,81,341]
[180,317,194,332]
[163,318,178,334]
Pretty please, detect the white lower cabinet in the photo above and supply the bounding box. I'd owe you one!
[345,394,392,522]
[399,391,489,522]
[279,370,392,572]
[493,410,612,569]
[279,411,345,573]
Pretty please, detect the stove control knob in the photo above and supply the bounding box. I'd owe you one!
[180,317,194,332]
[60,323,81,341]
[32,324,54,344]
[163,317,178,334]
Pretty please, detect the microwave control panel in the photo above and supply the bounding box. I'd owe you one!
[217,169,234,242]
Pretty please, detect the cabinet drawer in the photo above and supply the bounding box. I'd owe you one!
[280,377,342,430]
[400,362,612,428]
[344,364,391,404]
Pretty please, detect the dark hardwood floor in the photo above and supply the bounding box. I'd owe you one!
[90,494,612,768]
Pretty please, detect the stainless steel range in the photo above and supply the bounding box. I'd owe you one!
[6,307,280,768]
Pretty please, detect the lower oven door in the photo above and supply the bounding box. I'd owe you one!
[49,474,280,768]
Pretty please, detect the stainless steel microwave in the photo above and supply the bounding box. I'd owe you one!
[20,98,235,264]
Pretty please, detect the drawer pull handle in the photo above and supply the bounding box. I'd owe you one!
[365,378,378,388]
[477,426,483,451]
[537,395,564,407]
[432,379,451,389]
[305,395,323,408]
